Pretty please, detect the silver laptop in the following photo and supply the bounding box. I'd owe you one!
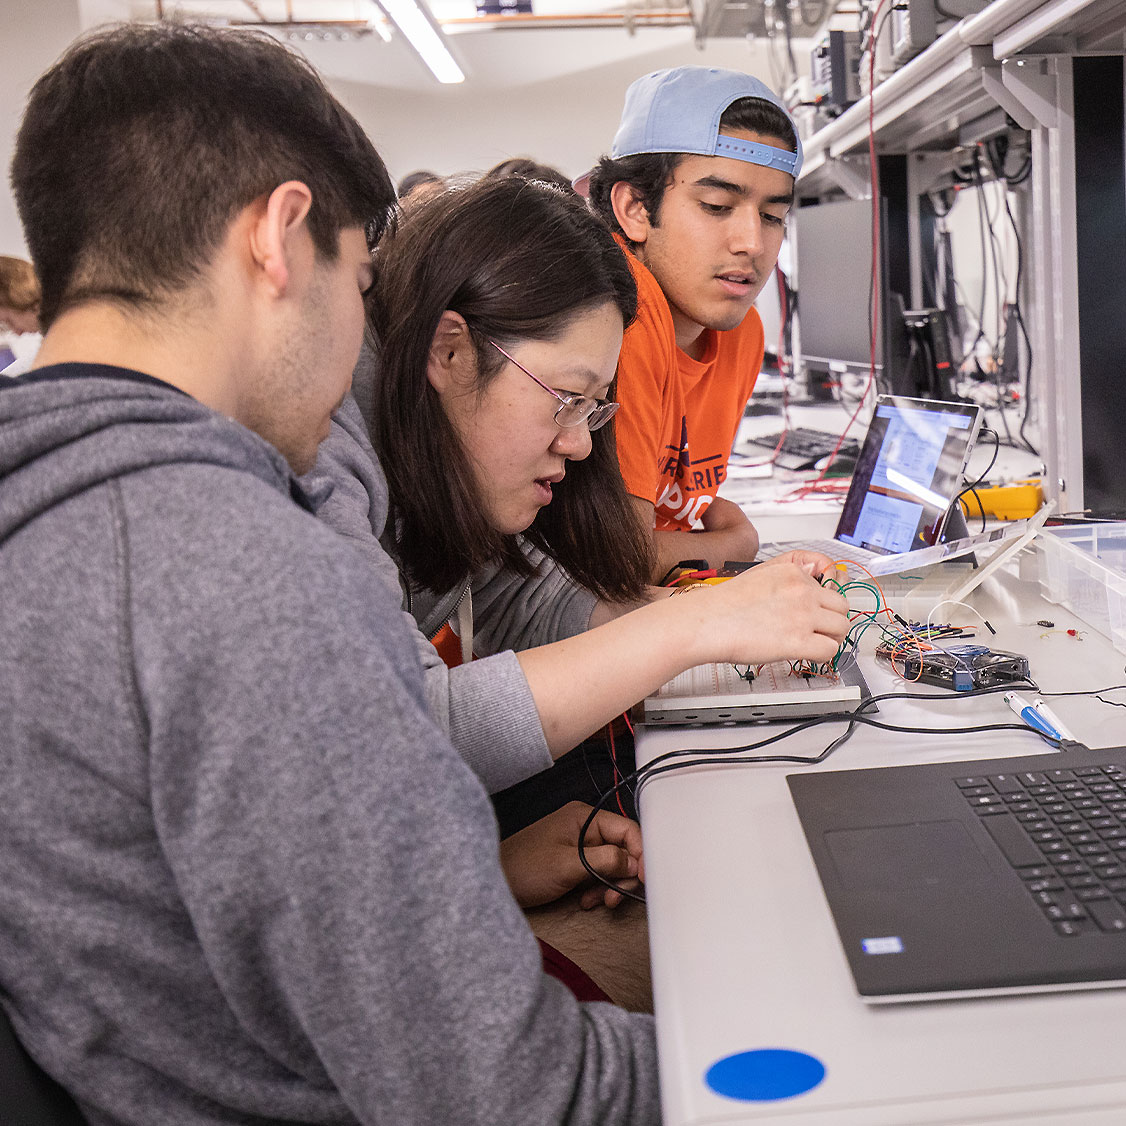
[758,395,990,577]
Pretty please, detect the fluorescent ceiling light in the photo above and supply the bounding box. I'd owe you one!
[374,0,465,83]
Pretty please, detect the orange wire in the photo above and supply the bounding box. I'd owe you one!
[606,720,627,817]
[830,559,897,622]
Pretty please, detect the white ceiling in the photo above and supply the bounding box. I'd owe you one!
[116,0,821,92]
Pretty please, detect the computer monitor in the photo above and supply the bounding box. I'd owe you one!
[793,197,897,393]
[901,306,955,399]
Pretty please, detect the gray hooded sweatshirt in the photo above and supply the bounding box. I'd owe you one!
[0,364,659,1125]
[308,396,600,793]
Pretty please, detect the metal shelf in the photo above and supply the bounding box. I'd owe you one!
[797,0,1126,196]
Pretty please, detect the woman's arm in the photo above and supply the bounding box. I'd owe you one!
[518,553,849,754]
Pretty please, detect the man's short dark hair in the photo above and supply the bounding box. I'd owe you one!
[12,23,395,329]
[397,170,443,200]
[588,95,798,247]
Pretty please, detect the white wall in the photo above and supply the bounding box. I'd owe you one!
[1,5,802,250]
[0,0,86,256]
[325,32,794,184]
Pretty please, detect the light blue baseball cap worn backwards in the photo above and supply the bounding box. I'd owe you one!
[573,66,803,195]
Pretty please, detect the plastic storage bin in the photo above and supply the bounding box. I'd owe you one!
[1035,523,1126,654]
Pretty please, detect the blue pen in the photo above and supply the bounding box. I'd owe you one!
[1003,692,1064,739]
[1031,697,1077,741]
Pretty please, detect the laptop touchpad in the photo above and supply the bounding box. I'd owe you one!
[826,821,991,890]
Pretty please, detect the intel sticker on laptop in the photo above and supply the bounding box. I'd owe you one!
[862,936,904,955]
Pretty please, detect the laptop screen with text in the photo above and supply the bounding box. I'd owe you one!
[834,396,983,556]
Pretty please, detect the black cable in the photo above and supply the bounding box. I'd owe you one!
[975,151,1007,369]
[951,426,1000,530]
[989,362,1017,445]
[998,187,1038,456]
[1038,683,1126,698]
[983,137,1037,454]
[1006,155,1033,186]
[578,673,1126,901]
[964,151,990,361]
[981,150,1010,312]
[577,678,1053,902]
[961,486,985,526]
[986,133,1032,187]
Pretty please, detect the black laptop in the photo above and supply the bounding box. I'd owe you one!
[787,746,1126,1003]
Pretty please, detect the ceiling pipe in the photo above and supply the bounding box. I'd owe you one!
[442,9,692,25]
[152,4,692,33]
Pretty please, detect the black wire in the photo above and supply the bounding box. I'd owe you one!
[975,152,1008,371]
[951,426,1000,530]
[964,151,990,360]
[1038,683,1126,697]
[1006,155,1033,186]
[577,678,1055,903]
[986,133,1033,187]
[860,2,912,400]
[982,157,1009,314]
[578,672,1126,901]
[982,138,1037,455]
[961,487,985,527]
[998,187,1038,456]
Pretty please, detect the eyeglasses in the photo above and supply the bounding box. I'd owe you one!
[489,341,620,432]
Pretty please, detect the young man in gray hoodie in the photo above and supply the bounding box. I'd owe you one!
[0,22,659,1125]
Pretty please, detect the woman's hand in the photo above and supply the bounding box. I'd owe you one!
[677,560,851,667]
[760,549,840,581]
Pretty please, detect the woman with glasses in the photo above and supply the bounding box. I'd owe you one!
[319,176,848,833]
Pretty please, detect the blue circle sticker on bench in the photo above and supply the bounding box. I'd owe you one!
[705,1048,826,1102]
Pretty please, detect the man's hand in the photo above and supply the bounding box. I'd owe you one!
[499,801,643,910]
[630,494,763,579]
[698,496,760,561]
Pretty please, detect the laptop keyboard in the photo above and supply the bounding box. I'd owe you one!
[957,763,1126,936]
[756,538,875,565]
[739,427,859,470]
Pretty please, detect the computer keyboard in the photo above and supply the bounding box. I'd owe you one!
[739,426,859,470]
[756,538,873,565]
[957,763,1126,936]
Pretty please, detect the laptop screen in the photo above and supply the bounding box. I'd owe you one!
[834,396,983,555]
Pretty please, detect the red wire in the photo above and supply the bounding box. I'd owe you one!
[606,721,628,817]
[868,0,886,397]
[776,265,788,375]
[783,1,888,505]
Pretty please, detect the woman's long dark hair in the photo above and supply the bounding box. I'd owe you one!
[369,176,653,601]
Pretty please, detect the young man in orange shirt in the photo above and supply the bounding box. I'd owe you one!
[583,67,802,579]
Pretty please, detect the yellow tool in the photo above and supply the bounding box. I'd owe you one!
[959,479,1044,521]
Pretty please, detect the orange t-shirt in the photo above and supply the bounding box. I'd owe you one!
[613,238,764,531]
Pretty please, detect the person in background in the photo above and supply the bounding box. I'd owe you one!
[396,167,445,210]
[0,22,663,1123]
[0,254,42,374]
[484,156,576,193]
[582,66,803,579]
